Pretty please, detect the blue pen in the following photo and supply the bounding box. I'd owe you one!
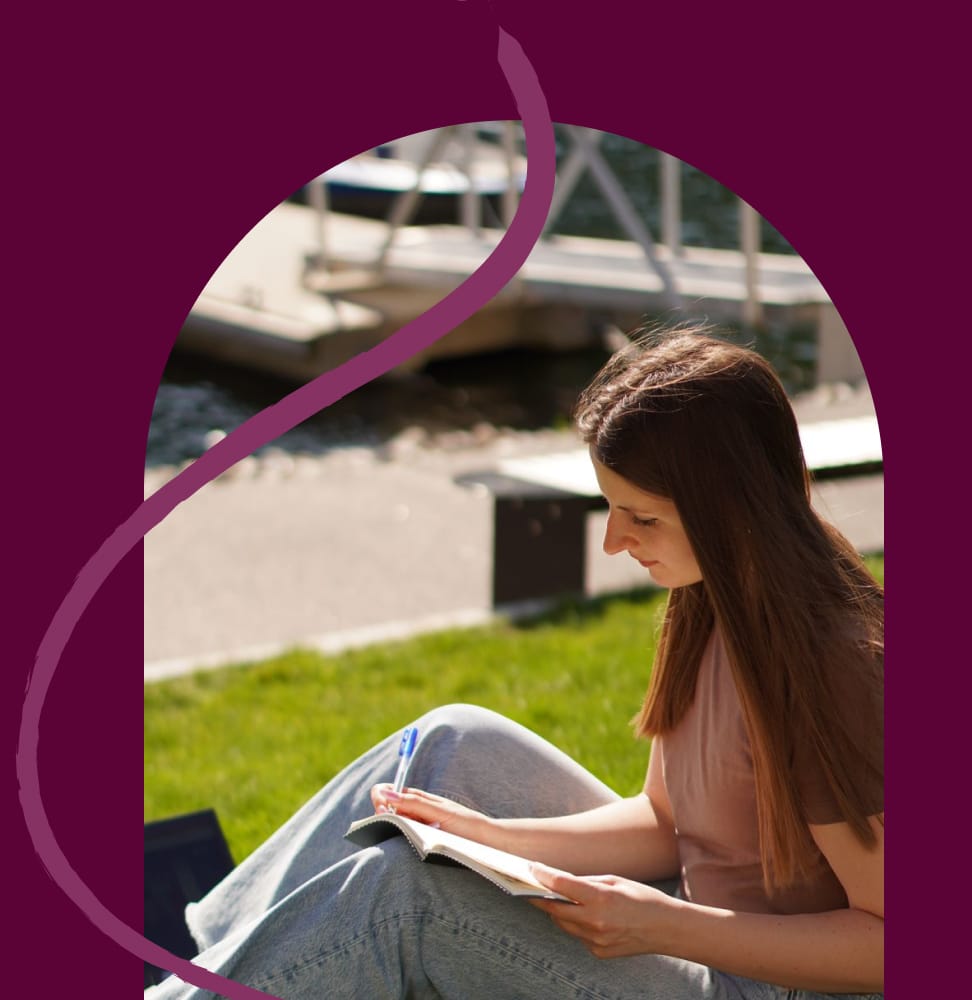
[390,726,419,808]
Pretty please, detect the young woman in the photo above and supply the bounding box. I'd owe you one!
[147,328,884,999]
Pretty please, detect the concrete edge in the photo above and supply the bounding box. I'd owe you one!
[143,599,560,684]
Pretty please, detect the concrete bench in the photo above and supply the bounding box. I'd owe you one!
[457,415,882,606]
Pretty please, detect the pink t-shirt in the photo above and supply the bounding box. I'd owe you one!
[657,628,882,915]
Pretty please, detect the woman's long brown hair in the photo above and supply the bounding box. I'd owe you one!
[574,325,884,891]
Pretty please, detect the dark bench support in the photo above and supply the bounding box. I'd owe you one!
[144,809,235,988]
[456,471,606,606]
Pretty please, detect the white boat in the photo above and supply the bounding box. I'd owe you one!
[312,124,528,224]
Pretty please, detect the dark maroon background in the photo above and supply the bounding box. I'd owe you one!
[5,1,961,996]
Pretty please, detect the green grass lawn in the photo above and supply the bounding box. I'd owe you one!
[145,557,883,863]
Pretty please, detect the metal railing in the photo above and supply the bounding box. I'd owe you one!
[306,123,767,326]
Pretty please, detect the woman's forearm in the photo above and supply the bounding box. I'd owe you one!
[490,793,679,882]
[375,786,679,883]
[662,896,884,994]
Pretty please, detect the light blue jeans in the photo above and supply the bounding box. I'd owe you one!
[145,704,882,1000]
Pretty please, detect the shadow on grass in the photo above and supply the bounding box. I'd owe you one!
[510,586,665,631]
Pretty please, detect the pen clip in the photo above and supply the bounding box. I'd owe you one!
[398,726,418,759]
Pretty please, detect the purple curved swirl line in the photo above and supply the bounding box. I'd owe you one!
[16,23,555,1000]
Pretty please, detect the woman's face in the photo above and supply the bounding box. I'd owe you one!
[592,457,703,589]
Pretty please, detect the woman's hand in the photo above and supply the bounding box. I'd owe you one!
[529,862,680,959]
[370,784,493,842]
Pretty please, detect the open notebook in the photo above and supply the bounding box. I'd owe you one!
[345,813,575,902]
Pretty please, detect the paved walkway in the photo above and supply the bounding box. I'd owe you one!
[144,382,883,682]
